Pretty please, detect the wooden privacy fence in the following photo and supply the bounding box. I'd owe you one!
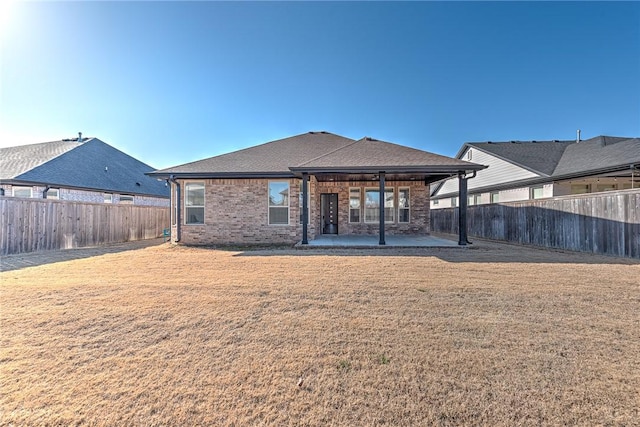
[430,189,640,258]
[0,197,170,255]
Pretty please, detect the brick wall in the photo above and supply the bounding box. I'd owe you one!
[173,178,430,245]
[313,180,430,237]
[0,184,169,207]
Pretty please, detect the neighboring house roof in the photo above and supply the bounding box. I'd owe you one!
[150,131,485,180]
[0,140,82,179]
[0,138,170,198]
[554,136,640,176]
[432,135,640,197]
[466,140,575,176]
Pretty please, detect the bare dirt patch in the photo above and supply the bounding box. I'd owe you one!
[1,243,639,426]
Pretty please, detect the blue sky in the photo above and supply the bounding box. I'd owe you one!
[1,1,639,169]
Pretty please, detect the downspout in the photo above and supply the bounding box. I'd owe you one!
[43,186,51,199]
[168,175,181,242]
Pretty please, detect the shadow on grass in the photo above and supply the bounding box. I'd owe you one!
[228,239,639,265]
[0,238,166,272]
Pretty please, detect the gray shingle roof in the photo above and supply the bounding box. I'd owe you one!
[1,138,169,198]
[468,136,639,178]
[151,132,484,177]
[553,136,640,176]
[0,140,82,179]
[468,140,575,176]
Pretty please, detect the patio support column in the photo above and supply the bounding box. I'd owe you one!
[379,172,386,245]
[458,172,468,246]
[302,172,309,245]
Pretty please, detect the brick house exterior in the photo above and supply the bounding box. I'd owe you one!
[150,132,485,246]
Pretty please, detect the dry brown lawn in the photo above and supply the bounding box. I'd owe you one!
[1,241,639,426]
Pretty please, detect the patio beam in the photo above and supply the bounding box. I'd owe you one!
[302,172,309,245]
[379,172,386,245]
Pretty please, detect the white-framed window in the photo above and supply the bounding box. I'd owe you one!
[364,187,394,223]
[13,186,32,198]
[466,150,472,161]
[299,181,310,224]
[46,188,59,199]
[571,184,590,195]
[451,196,458,207]
[349,188,361,223]
[468,194,481,205]
[398,187,410,223]
[530,186,544,200]
[433,199,439,206]
[490,192,499,203]
[119,195,134,204]
[185,182,205,224]
[596,184,616,193]
[268,181,289,225]
[104,193,113,203]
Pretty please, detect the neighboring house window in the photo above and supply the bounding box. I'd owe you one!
[364,188,394,223]
[433,199,439,206]
[349,188,361,223]
[490,192,499,203]
[451,197,457,207]
[12,187,32,198]
[104,193,113,203]
[596,183,616,193]
[120,195,134,204]
[530,186,544,200]
[299,181,310,224]
[468,195,475,206]
[571,184,590,194]
[398,187,410,223]
[268,181,289,225]
[185,182,205,224]
[466,150,472,161]
[46,188,59,199]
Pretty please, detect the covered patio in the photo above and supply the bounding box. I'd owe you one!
[291,137,487,247]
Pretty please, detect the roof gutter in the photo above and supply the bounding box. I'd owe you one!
[168,175,180,242]
[432,163,640,199]
[289,164,487,176]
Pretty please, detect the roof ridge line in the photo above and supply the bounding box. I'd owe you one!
[294,138,363,168]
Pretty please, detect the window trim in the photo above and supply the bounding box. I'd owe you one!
[349,187,361,223]
[490,192,499,204]
[268,180,290,226]
[184,181,205,225]
[12,186,32,198]
[398,187,410,223]
[451,196,458,207]
[104,193,113,203]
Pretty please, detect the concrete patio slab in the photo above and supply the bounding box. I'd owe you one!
[296,234,461,248]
